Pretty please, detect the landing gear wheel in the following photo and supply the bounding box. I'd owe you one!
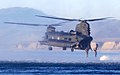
[63,47,66,50]
[48,46,52,50]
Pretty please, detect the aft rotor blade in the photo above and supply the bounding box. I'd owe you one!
[4,22,63,26]
[4,22,49,26]
[51,21,70,26]
[35,15,79,21]
[86,17,112,21]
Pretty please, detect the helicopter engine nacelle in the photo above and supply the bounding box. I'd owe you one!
[47,25,56,32]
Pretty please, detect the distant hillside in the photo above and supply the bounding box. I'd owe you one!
[0,7,50,48]
[0,7,120,49]
[90,19,120,41]
[0,7,60,24]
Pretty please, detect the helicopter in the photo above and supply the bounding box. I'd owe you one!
[4,15,110,57]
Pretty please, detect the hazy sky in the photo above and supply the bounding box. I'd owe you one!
[0,0,120,19]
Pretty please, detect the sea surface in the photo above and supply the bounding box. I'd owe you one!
[0,62,120,75]
[0,48,120,74]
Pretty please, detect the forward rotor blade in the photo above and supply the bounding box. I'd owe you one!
[36,15,112,22]
[4,22,49,26]
[35,15,79,21]
[86,17,112,21]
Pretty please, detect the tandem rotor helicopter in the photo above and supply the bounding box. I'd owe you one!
[5,15,110,57]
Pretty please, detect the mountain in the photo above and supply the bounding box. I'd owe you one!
[90,19,120,41]
[0,7,52,49]
[0,7,120,49]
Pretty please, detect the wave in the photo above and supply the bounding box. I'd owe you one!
[100,55,120,62]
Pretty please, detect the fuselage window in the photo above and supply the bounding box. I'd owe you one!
[64,38,67,40]
[69,38,71,41]
[52,36,54,39]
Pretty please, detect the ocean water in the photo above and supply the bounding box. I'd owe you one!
[0,48,120,74]
[0,62,120,75]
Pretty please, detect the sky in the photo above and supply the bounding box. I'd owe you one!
[0,0,120,19]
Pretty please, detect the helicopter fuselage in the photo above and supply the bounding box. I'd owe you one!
[39,24,92,51]
[40,31,83,48]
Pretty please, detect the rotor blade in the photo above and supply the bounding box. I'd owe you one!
[85,17,112,21]
[50,24,62,26]
[35,15,79,21]
[51,21,70,26]
[57,21,70,24]
[4,22,49,26]
[4,22,63,27]
[36,15,112,22]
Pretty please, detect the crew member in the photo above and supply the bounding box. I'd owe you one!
[94,43,98,57]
